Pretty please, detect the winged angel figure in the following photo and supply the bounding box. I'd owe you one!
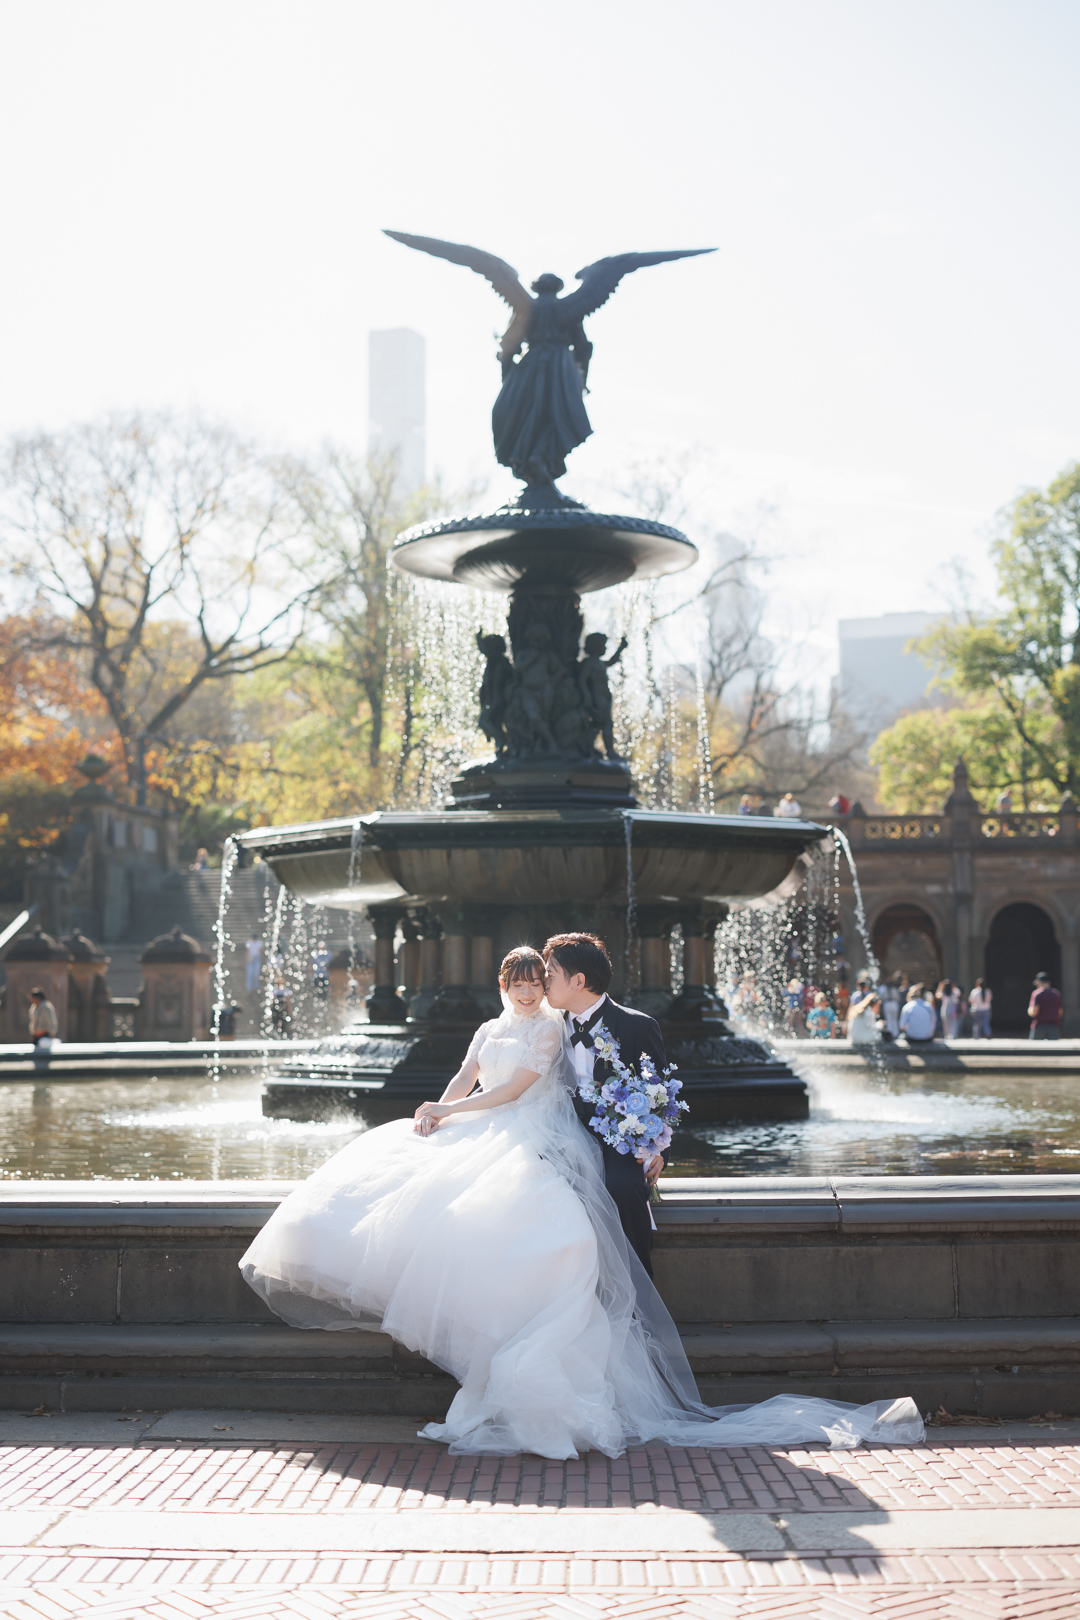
[385,232,714,494]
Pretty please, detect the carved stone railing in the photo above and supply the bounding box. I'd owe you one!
[861,817,944,841]
[843,803,1076,849]
[979,814,1060,840]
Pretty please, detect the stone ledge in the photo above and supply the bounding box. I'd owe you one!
[6,1317,1080,1382]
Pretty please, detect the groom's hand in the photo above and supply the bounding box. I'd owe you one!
[640,1152,663,1185]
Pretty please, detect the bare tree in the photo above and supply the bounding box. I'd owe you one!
[284,449,480,772]
[0,412,317,802]
[615,452,867,809]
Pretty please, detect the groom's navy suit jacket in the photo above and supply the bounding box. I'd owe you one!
[568,995,669,1277]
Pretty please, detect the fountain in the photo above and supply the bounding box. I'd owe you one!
[239,229,828,1123]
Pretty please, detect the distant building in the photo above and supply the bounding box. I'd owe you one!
[837,610,953,727]
[368,328,426,494]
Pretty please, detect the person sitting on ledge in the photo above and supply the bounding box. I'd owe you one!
[899,984,936,1043]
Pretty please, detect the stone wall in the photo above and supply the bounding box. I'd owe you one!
[2,1176,1080,1418]
[833,762,1080,1031]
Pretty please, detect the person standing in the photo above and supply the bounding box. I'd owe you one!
[783,978,806,1036]
[774,792,802,819]
[880,974,902,1039]
[969,978,993,1039]
[543,932,667,1276]
[27,987,58,1073]
[806,993,836,1039]
[245,934,264,994]
[941,982,965,1041]
[1028,972,1063,1040]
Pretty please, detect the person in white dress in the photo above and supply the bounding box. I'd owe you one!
[240,945,924,1459]
[846,990,882,1044]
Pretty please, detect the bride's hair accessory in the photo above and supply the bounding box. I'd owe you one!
[498,945,546,986]
[577,1024,686,1158]
[542,932,612,994]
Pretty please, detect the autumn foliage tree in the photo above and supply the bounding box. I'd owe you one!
[0,412,322,804]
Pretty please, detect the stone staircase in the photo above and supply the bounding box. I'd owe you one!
[120,867,279,954]
[113,867,365,1034]
[3,1177,1080,1419]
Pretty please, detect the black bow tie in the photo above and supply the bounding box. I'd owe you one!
[569,1006,604,1048]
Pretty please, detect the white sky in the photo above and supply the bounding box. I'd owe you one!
[1,0,1078,679]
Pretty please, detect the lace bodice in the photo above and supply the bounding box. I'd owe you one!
[464,1008,564,1108]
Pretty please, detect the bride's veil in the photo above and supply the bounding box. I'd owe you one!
[536,1002,924,1450]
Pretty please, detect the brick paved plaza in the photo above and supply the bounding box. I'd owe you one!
[3,1413,1080,1618]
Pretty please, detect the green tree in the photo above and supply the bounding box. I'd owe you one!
[907,461,1080,803]
[870,700,1060,812]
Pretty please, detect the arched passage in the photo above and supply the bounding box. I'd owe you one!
[985,903,1062,1034]
[871,903,942,985]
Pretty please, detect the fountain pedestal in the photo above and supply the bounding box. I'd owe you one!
[234,469,832,1126]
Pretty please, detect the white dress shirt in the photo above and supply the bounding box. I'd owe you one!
[569,995,608,1085]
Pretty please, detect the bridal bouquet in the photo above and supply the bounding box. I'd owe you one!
[579,1025,687,1158]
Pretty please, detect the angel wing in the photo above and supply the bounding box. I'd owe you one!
[561,248,716,321]
[383,230,532,364]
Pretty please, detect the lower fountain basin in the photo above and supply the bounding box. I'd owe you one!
[238,808,827,911]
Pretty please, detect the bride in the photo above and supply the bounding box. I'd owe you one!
[240,945,924,1459]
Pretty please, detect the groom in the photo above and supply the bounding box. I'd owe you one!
[542,931,669,1276]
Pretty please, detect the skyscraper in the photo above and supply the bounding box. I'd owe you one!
[368,328,426,494]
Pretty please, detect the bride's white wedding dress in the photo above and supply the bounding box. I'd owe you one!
[241,1003,924,1458]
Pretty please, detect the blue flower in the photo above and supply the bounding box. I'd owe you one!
[626,1091,649,1115]
[615,1139,631,1154]
[643,1114,662,1136]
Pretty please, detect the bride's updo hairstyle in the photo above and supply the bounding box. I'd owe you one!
[542,932,612,995]
[498,945,546,987]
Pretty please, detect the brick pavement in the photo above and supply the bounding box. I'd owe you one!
[3,1428,1080,1618]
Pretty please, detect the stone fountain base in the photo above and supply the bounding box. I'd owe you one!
[260,1020,808,1125]
[239,806,827,1128]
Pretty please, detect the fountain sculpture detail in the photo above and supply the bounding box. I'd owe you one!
[240,231,828,1123]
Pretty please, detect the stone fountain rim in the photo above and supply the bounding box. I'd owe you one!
[390,506,699,588]
[237,808,830,860]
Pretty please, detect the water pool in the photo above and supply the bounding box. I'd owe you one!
[3,1062,1080,1180]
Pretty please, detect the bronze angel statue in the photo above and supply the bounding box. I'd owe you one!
[385,231,715,494]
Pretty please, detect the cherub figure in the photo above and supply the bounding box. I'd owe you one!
[476,632,513,755]
[506,625,560,756]
[578,632,629,760]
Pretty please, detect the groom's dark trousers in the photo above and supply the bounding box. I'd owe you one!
[569,996,669,1277]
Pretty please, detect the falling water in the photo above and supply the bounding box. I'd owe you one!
[622,811,636,993]
[261,882,289,1063]
[831,826,880,978]
[345,816,364,977]
[210,836,238,1080]
[694,657,715,814]
[712,843,841,1033]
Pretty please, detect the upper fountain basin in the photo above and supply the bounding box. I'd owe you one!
[237,809,829,910]
[391,507,699,592]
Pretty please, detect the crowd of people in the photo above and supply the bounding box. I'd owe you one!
[730,969,1064,1044]
[736,791,805,818]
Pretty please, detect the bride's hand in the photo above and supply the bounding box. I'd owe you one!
[414,1101,451,1136]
